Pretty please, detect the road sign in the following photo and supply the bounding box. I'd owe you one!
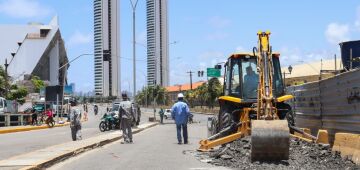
[207,68,221,77]
[64,85,74,96]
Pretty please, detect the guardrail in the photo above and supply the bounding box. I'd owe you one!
[287,68,360,143]
[0,114,31,127]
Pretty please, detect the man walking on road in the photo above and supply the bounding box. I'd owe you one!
[70,109,82,141]
[120,106,133,144]
[159,108,164,124]
[171,93,191,144]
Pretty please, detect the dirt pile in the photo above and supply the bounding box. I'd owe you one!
[195,137,359,170]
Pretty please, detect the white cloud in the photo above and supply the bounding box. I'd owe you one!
[208,16,231,29]
[136,30,147,46]
[325,23,350,45]
[355,6,360,31]
[206,32,229,40]
[198,51,224,60]
[235,46,246,52]
[67,31,93,46]
[0,0,51,18]
[279,46,335,67]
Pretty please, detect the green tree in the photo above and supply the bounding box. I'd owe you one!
[135,85,170,106]
[0,66,10,96]
[31,75,45,93]
[6,85,28,105]
[207,78,223,108]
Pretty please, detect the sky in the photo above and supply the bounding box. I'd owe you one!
[0,0,359,93]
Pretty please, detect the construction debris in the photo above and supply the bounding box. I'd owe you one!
[193,137,359,170]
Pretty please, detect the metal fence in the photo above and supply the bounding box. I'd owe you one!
[286,68,360,143]
[0,114,31,127]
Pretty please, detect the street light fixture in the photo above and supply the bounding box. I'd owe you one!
[58,53,94,123]
[283,65,293,87]
[130,0,139,103]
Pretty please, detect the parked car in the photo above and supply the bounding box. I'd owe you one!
[164,109,172,119]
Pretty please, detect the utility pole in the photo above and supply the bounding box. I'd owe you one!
[130,0,139,101]
[187,71,194,90]
[4,59,9,76]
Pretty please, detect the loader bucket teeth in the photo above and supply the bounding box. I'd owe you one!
[251,120,289,161]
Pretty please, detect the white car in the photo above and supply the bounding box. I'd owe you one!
[164,109,172,119]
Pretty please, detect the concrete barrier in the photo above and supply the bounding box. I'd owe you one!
[332,133,360,165]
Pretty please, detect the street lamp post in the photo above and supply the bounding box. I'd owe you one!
[58,53,94,123]
[130,0,139,102]
[283,65,293,88]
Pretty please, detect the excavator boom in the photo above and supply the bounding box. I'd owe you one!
[251,31,290,161]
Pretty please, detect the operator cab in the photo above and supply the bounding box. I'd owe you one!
[223,53,284,103]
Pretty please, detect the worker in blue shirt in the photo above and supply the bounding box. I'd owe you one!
[171,93,191,144]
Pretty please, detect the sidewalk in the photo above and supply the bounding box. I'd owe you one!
[0,122,158,170]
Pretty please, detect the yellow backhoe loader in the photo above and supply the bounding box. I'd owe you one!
[199,31,299,161]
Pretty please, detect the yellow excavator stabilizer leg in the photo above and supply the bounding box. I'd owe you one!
[198,132,243,152]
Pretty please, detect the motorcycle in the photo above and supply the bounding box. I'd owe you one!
[99,112,120,132]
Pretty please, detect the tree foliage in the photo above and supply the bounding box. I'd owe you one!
[0,66,10,96]
[135,85,170,106]
[185,78,223,108]
[31,75,45,93]
[6,84,28,104]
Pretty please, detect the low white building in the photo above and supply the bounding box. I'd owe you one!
[0,16,68,86]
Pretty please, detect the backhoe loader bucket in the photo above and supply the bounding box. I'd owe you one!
[251,120,289,161]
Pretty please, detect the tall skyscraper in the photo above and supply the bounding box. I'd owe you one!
[94,0,120,96]
[146,0,169,87]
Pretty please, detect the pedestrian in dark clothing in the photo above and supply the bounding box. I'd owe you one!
[171,93,191,144]
[159,108,164,124]
[94,104,98,115]
[70,109,82,141]
[31,108,37,125]
[136,106,141,125]
[120,106,133,144]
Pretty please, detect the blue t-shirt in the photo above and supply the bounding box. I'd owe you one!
[171,101,190,125]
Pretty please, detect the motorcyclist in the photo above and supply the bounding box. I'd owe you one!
[45,108,54,125]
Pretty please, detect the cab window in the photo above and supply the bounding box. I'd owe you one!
[229,60,241,96]
[241,58,258,99]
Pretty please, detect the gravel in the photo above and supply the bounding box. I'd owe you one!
[192,137,360,170]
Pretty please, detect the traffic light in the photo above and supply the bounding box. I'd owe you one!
[214,64,222,69]
[198,71,204,77]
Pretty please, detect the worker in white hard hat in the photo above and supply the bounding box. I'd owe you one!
[171,93,191,144]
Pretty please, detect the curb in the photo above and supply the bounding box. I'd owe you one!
[1,122,159,170]
[192,112,215,115]
[0,118,89,135]
[0,123,70,134]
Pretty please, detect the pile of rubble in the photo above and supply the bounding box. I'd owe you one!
[194,137,359,170]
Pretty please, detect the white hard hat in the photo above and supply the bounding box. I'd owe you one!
[177,93,184,98]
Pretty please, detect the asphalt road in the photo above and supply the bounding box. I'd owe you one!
[49,114,227,170]
[0,105,151,161]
